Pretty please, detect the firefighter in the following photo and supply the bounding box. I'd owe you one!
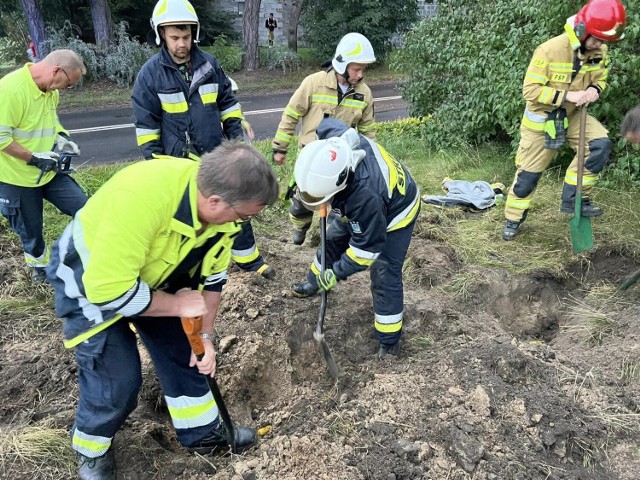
[502,0,626,241]
[291,118,420,359]
[272,32,377,245]
[0,49,87,283]
[46,141,279,480]
[132,0,275,279]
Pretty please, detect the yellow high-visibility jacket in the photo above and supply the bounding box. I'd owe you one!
[0,64,68,186]
[272,69,376,153]
[49,157,240,348]
[521,20,608,131]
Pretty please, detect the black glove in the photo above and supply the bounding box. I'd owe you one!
[29,152,59,172]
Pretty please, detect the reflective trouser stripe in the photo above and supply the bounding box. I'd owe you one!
[231,220,263,271]
[72,428,112,458]
[504,113,608,222]
[25,246,49,267]
[166,391,219,430]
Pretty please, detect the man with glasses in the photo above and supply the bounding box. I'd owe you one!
[46,140,278,479]
[0,49,87,283]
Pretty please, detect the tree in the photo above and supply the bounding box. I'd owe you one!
[285,0,303,52]
[18,0,46,55]
[242,0,261,71]
[89,0,113,47]
[301,0,418,61]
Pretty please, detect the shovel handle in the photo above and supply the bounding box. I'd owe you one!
[576,106,587,199]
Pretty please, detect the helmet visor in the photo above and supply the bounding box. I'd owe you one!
[299,191,329,210]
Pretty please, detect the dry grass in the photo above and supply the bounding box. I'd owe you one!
[0,421,76,480]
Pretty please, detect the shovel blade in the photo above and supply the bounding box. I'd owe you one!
[569,196,593,254]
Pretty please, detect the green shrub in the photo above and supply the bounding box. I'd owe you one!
[263,45,302,74]
[393,0,640,185]
[100,23,153,87]
[0,11,32,65]
[40,21,99,83]
[204,35,242,72]
[377,117,430,138]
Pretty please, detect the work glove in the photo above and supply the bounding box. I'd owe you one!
[543,108,568,150]
[317,269,338,292]
[57,132,80,154]
[29,152,59,172]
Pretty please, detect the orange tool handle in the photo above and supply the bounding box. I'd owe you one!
[319,203,327,218]
[181,316,205,359]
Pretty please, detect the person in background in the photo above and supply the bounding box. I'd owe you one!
[265,13,277,47]
[0,49,87,283]
[26,35,37,62]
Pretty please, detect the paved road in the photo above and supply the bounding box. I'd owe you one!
[59,83,408,166]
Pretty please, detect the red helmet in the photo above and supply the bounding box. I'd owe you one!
[575,0,626,42]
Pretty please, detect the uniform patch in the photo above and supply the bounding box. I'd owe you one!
[532,57,547,68]
[350,221,362,234]
[551,73,568,83]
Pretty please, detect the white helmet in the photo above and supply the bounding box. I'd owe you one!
[228,76,239,92]
[150,0,200,46]
[332,33,376,75]
[294,129,366,208]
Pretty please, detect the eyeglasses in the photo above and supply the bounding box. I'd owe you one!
[59,67,74,89]
[229,203,253,221]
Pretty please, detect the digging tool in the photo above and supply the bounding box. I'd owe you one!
[181,316,236,453]
[569,106,594,254]
[315,204,339,379]
[619,267,640,291]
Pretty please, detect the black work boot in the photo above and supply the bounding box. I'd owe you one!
[378,342,400,359]
[292,227,309,245]
[187,423,257,455]
[560,198,603,217]
[31,266,48,284]
[77,450,116,480]
[291,281,320,298]
[256,263,276,279]
[502,220,521,241]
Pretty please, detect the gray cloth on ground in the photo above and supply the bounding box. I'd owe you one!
[423,180,496,210]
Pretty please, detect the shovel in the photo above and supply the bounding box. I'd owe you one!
[181,316,236,453]
[569,106,593,254]
[315,204,339,380]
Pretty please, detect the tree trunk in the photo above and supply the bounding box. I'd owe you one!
[242,0,261,71]
[19,0,46,58]
[89,0,114,48]
[286,0,303,52]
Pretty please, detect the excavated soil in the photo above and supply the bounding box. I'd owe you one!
[1,216,639,480]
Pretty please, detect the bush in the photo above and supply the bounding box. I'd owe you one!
[377,117,430,138]
[393,0,640,185]
[204,35,242,73]
[40,21,99,83]
[263,45,302,74]
[0,11,32,65]
[100,23,153,87]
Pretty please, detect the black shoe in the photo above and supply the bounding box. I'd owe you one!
[31,267,47,284]
[187,423,257,455]
[77,450,116,480]
[291,281,319,298]
[256,263,276,279]
[292,229,308,245]
[502,220,521,241]
[560,198,603,217]
[378,342,400,359]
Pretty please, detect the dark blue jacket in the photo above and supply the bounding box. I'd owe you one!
[317,118,420,280]
[132,45,243,159]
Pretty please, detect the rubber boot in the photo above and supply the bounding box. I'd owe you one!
[31,266,48,284]
[560,198,603,217]
[256,263,276,279]
[291,281,319,298]
[502,220,521,241]
[378,342,400,359]
[187,423,257,455]
[77,450,116,480]
[292,226,310,245]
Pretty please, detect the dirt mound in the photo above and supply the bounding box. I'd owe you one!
[1,221,639,479]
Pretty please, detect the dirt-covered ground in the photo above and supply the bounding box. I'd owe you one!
[1,214,639,480]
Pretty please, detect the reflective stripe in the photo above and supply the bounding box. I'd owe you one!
[13,126,57,141]
[220,104,243,122]
[284,106,302,119]
[522,108,546,131]
[289,213,312,229]
[204,270,228,286]
[525,72,548,84]
[166,391,219,430]
[565,171,597,186]
[549,62,573,72]
[388,191,420,232]
[506,196,531,210]
[72,428,112,458]
[24,246,49,267]
[232,245,260,264]
[346,245,380,267]
[374,311,403,333]
[136,128,160,146]
[564,23,582,50]
[358,122,376,133]
[199,83,218,105]
[275,130,293,143]
[538,86,555,104]
[341,98,367,109]
[311,94,338,106]
[158,92,188,114]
